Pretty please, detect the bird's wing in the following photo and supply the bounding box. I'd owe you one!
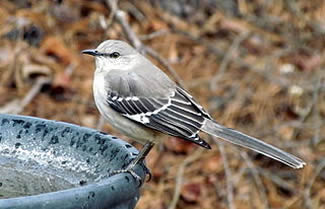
[106,84,211,149]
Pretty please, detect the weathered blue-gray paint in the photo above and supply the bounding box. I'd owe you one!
[0,114,146,209]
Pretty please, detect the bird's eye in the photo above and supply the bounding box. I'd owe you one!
[110,52,120,58]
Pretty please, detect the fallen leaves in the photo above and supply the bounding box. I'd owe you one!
[41,36,77,66]
[291,54,323,71]
[164,137,196,154]
[202,154,223,173]
[0,1,323,209]
[181,182,201,203]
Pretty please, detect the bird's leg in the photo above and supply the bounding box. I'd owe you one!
[127,141,155,169]
[108,141,155,185]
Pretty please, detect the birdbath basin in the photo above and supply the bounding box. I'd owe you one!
[0,114,147,209]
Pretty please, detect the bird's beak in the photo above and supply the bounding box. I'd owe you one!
[81,49,98,56]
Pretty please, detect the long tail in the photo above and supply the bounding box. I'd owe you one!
[201,119,306,169]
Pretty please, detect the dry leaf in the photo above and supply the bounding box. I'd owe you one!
[21,64,51,81]
[278,126,295,141]
[164,136,195,154]
[202,154,222,173]
[181,182,201,203]
[41,36,77,66]
[295,54,322,71]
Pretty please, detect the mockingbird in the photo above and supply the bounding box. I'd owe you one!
[82,40,305,181]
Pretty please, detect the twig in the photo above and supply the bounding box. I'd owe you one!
[257,168,296,193]
[105,0,185,88]
[284,0,325,37]
[172,28,291,88]
[172,29,224,57]
[139,29,169,41]
[210,32,251,91]
[20,77,50,109]
[215,139,236,209]
[240,151,270,209]
[285,78,321,143]
[105,0,118,29]
[232,165,247,185]
[122,1,146,22]
[99,15,109,31]
[168,148,203,209]
[106,0,141,50]
[64,62,77,78]
[0,77,50,114]
[306,78,322,145]
[304,160,325,209]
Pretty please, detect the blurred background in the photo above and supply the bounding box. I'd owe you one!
[0,0,324,208]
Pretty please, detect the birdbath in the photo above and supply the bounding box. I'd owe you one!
[0,114,147,209]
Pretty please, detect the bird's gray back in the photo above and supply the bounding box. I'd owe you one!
[105,59,176,98]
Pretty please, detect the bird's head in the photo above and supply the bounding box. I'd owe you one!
[82,40,140,72]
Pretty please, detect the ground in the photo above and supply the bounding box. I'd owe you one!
[0,0,324,209]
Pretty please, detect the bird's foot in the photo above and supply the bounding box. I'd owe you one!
[108,162,152,186]
[143,166,152,182]
[108,167,142,184]
[108,141,155,186]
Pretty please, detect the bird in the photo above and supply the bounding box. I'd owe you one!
[82,40,305,181]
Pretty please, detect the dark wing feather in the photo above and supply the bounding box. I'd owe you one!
[107,87,211,148]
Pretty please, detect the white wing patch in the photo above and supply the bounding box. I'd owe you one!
[128,114,150,123]
[107,89,211,148]
[124,92,175,124]
[125,96,139,101]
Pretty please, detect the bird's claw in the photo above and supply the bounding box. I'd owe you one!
[108,163,152,186]
[108,168,143,186]
[143,165,152,182]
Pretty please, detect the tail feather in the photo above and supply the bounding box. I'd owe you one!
[201,119,306,169]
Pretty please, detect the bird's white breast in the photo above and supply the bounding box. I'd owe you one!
[92,72,161,144]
